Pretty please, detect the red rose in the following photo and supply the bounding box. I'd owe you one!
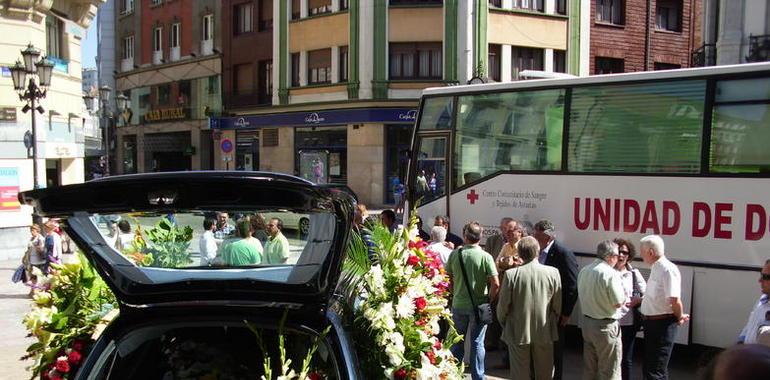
[72,340,85,351]
[433,340,442,350]
[393,368,408,380]
[406,255,420,267]
[426,349,437,365]
[68,350,82,365]
[55,358,70,373]
[414,297,427,312]
[308,372,322,380]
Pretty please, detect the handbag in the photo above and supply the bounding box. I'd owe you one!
[457,248,494,325]
[11,264,27,283]
[631,268,644,330]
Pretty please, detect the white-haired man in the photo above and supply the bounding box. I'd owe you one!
[639,235,690,380]
[577,240,626,380]
[428,225,453,265]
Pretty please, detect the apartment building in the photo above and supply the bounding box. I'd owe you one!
[0,0,101,259]
[694,0,770,66]
[112,0,223,174]
[589,0,702,73]
[207,0,581,206]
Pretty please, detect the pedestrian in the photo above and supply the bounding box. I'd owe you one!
[429,172,437,195]
[445,221,499,380]
[43,219,62,274]
[485,217,514,259]
[488,218,523,361]
[532,220,578,380]
[116,220,135,251]
[578,240,626,380]
[393,178,405,215]
[264,217,290,264]
[703,343,770,380]
[639,234,690,380]
[380,209,398,234]
[199,218,219,266]
[427,226,452,265]
[249,213,269,245]
[416,170,429,198]
[435,215,463,249]
[415,215,431,242]
[220,218,261,266]
[737,258,770,346]
[614,237,647,380]
[23,224,46,295]
[353,204,376,262]
[497,236,562,380]
[215,212,235,239]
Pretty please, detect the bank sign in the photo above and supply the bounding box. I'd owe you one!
[209,108,418,129]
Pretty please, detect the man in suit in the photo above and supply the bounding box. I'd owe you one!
[533,220,578,380]
[484,217,514,258]
[497,236,562,380]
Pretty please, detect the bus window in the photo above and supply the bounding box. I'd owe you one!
[711,77,770,173]
[418,96,454,131]
[453,89,564,188]
[414,136,447,204]
[568,80,705,173]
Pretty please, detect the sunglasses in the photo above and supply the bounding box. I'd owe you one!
[618,251,630,256]
[761,273,770,281]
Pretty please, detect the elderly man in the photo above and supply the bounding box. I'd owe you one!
[435,215,464,248]
[578,240,626,380]
[738,259,770,346]
[446,221,499,380]
[485,217,514,258]
[532,220,578,380]
[264,218,290,264]
[427,225,453,264]
[497,236,562,380]
[639,235,689,380]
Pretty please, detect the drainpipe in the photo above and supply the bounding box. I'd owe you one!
[644,0,652,71]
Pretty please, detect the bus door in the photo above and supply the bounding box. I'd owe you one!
[411,134,449,227]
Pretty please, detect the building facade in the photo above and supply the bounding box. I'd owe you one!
[205,0,582,207]
[589,0,702,73]
[694,0,770,66]
[0,0,102,259]
[112,0,223,174]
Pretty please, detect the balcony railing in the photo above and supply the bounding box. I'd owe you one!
[224,91,272,109]
[747,34,770,63]
[691,43,716,67]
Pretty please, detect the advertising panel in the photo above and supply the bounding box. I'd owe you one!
[0,167,20,211]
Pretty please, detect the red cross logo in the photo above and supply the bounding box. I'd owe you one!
[467,189,479,205]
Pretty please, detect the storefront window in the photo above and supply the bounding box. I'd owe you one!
[236,130,259,171]
[385,125,412,205]
[295,126,347,184]
[122,135,137,174]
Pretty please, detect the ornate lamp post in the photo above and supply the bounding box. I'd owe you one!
[9,44,54,189]
[83,85,117,176]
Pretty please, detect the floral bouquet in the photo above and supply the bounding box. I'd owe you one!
[341,216,463,379]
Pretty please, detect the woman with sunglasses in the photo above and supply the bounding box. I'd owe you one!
[613,237,647,380]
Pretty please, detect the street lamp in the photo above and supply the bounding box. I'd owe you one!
[83,87,130,178]
[10,44,54,189]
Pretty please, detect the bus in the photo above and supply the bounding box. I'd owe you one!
[406,62,770,348]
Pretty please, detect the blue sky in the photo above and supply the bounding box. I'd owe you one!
[82,14,98,68]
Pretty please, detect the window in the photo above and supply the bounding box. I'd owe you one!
[339,46,349,82]
[488,44,501,82]
[656,0,681,32]
[153,27,162,52]
[120,0,134,14]
[454,89,565,188]
[308,48,332,85]
[389,0,443,4]
[414,136,447,202]
[710,77,770,173]
[569,80,705,173]
[417,96,453,131]
[235,2,254,34]
[178,80,191,105]
[151,0,163,6]
[291,53,300,86]
[46,15,63,59]
[595,57,624,74]
[202,14,213,41]
[489,0,502,7]
[309,0,332,16]
[122,36,135,60]
[156,84,171,105]
[258,0,272,31]
[556,0,567,15]
[654,62,681,70]
[389,42,442,80]
[596,0,624,25]
[258,60,273,103]
[207,75,219,95]
[340,0,349,10]
[553,50,566,73]
[511,47,543,79]
[170,23,180,48]
[234,63,254,95]
[291,0,300,19]
[512,0,544,12]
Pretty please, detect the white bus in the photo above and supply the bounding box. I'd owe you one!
[406,62,770,348]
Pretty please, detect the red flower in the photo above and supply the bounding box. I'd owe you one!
[308,372,322,380]
[68,350,82,365]
[41,371,51,380]
[408,240,428,250]
[55,358,70,373]
[406,255,421,267]
[50,375,63,380]
[433,340,442,350]
[426,349,437,365]
[415,318,427,326]
[393,368,408,380]
[72,340,85,351]
[414,297,427,312]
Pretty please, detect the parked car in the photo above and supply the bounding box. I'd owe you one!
[19,171,360,379]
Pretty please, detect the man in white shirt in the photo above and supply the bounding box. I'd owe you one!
[577,240,626,380]
[199,218,219,266]
[427,226,453,265]
[639,235,690,380]
[738,259,770,346]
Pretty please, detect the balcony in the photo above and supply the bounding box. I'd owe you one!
[224,91,272,109]
[691,44,716,67]
[746,34,770,63]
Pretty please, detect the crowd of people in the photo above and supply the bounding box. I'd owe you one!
[198,212,291,266]
[365,210,770,380]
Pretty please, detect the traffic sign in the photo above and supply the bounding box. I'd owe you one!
[220,138,233,153]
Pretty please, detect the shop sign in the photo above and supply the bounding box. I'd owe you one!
[0,167,20,211]
[144,107,189,123]
[209,107,419,129]
[1,107,17,121]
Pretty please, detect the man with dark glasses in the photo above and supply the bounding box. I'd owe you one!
[737,259,770,346]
